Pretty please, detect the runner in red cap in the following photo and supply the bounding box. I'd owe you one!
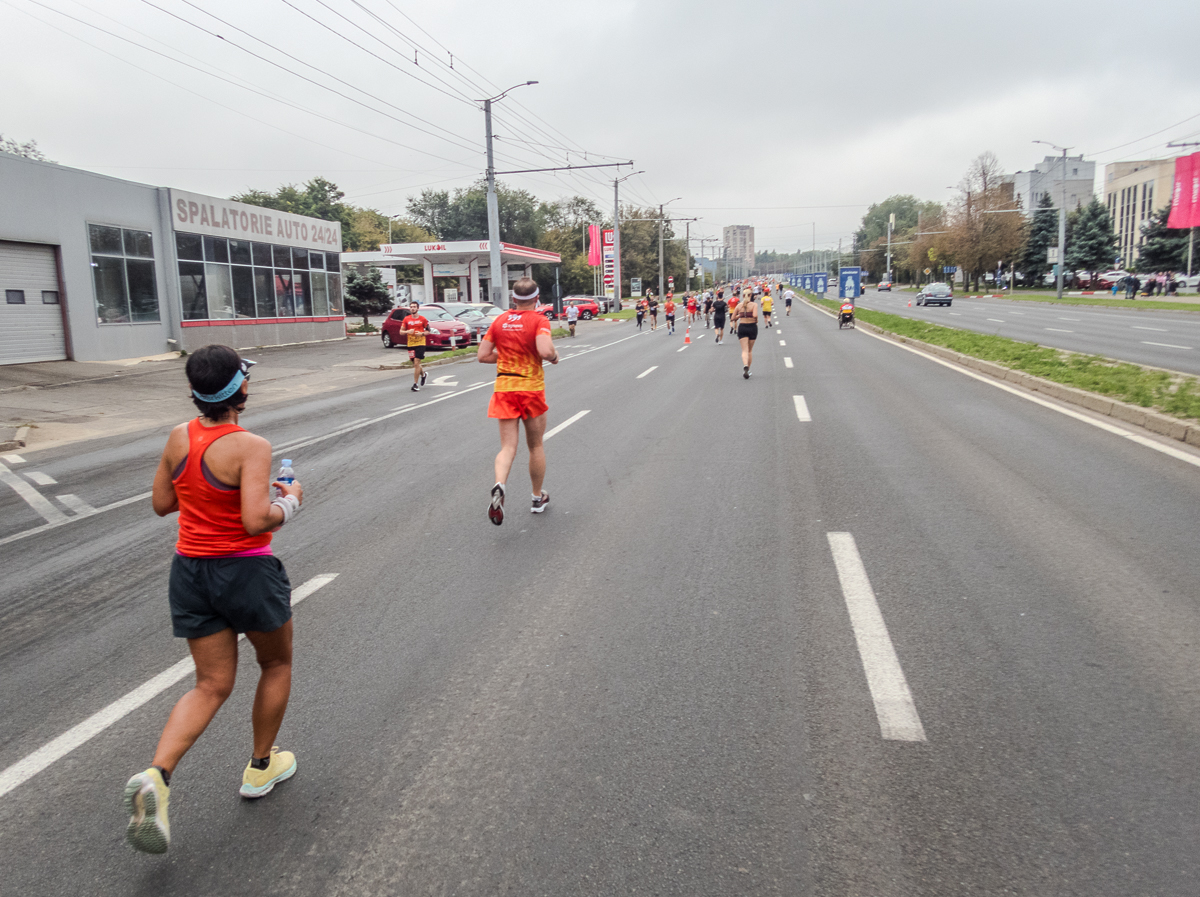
[478,277,559,524]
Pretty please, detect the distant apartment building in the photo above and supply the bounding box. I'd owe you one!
[723,225,755,274]
[1104,158,1176,268]
[1002,155,1095,215]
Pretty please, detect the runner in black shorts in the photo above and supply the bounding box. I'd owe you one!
[649,296,659,331]
[703,293,713,328]
[123,345,304,854]
[736,288,759,378]
[711,291,727,344]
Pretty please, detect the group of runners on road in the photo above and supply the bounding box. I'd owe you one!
[126,270,796,855]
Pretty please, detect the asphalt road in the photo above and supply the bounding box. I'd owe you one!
[856,287,1200,375]
[2,306,1200,896]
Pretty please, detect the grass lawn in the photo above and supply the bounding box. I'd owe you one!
[805,294,1200,421]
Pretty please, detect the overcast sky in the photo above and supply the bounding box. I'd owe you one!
[3,0,1199,254]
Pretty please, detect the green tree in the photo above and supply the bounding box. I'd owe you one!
[1019,193,1057,286]
[406,180,543,246]
[343,267,392,329]
[1135,206,1191,272]
[1065,198,1118,276]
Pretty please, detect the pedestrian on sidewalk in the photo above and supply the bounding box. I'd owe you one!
[397,300,431,391]
[479,277,559,525]
[565,302,579,337]
[123,345,303,854]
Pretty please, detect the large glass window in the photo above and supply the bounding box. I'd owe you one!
[174,231,344,321]
[90,224,160,324]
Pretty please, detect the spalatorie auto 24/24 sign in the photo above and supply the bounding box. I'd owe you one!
[169,189,342,251]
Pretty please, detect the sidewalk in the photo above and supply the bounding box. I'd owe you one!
[0,336,465,453]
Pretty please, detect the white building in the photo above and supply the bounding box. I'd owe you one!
[723,225,755,274]
[0,152,345,365]
[1003,155,1095,215]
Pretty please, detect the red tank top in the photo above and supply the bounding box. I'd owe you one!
[173,418,272,557]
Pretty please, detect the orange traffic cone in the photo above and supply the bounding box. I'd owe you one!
[907,300,912,307]
[684,325,691,344]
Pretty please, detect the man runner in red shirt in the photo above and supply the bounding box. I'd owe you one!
[477,277,559,524]
[397,301,431,392]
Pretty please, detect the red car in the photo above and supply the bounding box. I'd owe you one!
[558,297,602,319]
[380,305,472,350]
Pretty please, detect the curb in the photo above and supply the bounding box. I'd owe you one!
[0,425,31,453]
[803,296,1200,448]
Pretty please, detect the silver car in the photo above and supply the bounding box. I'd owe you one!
[915,282,953,307]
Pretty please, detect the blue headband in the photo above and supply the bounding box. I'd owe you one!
[192,369,246,403]
[192,358,255,403]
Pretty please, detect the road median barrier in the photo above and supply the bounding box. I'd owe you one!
[803,293,1200,448]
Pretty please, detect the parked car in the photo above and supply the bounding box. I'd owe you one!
[915,282,953,306]
[380,305,472,350]
[1095,270,1130,288]
[560,295,606,317]
[425,302,491,343]
[877,280,893,291]
[558,297,602,319]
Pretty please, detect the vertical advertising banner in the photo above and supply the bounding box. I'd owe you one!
[814,273,828,294]
[1167,154,1195,230]
[588,225,602,265]
[801,274,813,292]
[602,229,615,299]
[839,267,861,299]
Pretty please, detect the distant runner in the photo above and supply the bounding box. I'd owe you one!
[784,287,795,316]
[636,297,647,331]
[664,296,676,335]
[565,302,579,337]
[124,346,303,854]
[649,294,659,331]
[686,293,698,324]
[478,278,559,525]
[761,290,773,327]
[736,287,759,379]
[398,300,431,392]
[703,292,713,328]
[711,290,728,345]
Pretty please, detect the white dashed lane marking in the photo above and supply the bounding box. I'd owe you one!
[636,366,658,379]
[784,357,794,368]
[544,410,590,440]
[827,533,926,742]
[793,395,811,422]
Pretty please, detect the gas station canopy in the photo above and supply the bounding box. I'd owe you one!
[340,240,560,305]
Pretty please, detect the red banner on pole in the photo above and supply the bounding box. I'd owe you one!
[587,225,601,265]
[1191,152,1200,228]
[1167,153,1197,229]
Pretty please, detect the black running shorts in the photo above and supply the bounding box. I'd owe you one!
[737,323,758,340]
[169,555,293,639]
[408,346,426,359]
[713,315,725,329]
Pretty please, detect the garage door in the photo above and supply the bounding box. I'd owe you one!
[0,241,67,364]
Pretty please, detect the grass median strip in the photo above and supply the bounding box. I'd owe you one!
[808,294,1200,422]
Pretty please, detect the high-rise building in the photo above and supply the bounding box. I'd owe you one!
[1103,158,1176,269]
[723,225,755,276]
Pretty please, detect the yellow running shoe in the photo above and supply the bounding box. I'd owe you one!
[240,746,296,798]
[123,768,170,854]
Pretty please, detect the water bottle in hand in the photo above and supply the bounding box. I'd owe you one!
[275,459,295,497]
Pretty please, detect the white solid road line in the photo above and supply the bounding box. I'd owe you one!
[544,410,590,440]
[0,573,339,800]
[1132,326,1168,332]
[637,366,658,379]
[25,471,57,486]
[1142,341,1192,350]
[784,357,794,368]
[0,459,68,525]
[824,304,1200,471]
[826,533,927,742]
[1045,328,1074,332]
[793,395,811,422]
[987,318,1005,323]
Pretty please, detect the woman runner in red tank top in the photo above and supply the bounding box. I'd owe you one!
[121,345,304,854]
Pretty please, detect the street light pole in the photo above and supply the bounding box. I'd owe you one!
[483,81,538,309]
[658,197,682,299]
[612,170,644,311]
[1034,140,1071,300]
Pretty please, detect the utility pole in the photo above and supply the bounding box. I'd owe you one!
[613,170,644,310]
[1034,140,1071,300]
[657,197,682,299]
[483,81,538,309]
[886,212,894,282]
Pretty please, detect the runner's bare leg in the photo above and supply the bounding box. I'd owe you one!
[524,413,548,495]
[494,418,521,485]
